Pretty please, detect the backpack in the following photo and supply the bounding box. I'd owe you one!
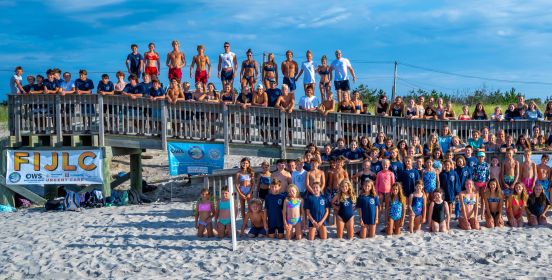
[45,198,65,211]
[128,189,142,205]
[64,191,81,211]
[112,190,129,206]
[83,189,104,208]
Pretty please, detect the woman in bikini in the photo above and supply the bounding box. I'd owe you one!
[459,179,480,230]
[240,49,258,95]
[256,161,272,200]
[235,157,255,219]
[144,42,160,76]
[262,53,278,89]
[317,55,332,101]
[483,178,504,228]
[507,182,528,227]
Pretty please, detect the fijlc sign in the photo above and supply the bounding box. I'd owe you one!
[5,149,104,185]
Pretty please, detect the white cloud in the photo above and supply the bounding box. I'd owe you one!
[48,0,125,12]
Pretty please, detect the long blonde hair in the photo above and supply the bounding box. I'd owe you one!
[338,180,357,203]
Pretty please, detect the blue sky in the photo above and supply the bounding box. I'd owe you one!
[2,0,552,100]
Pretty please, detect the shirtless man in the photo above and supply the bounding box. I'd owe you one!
[281,50,298,94]
[306,158,326,194]
[520,149,537,194]
[240,199,268,238]
[217,41,238,88]
[144,42,161,76]
[501,147,519,197]
[536,154,551,201]
[271,159,291,192]
[240,49,258,95]
[190,45,211,92]
[166,40,186,82]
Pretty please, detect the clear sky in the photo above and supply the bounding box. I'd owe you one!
[2,0,552,100]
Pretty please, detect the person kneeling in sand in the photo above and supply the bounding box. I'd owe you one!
[356,179,379,238]
[195,188,215,237]
[458,180,480,230]
[264,179,287,239]
[428,188,450,233]
[305,182,329,240]
[240,199,268,238]
[215,186,237,238]
[526,184,549,226]
[283,185,305,240]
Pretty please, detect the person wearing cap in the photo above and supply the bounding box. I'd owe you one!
[473,151,490,220]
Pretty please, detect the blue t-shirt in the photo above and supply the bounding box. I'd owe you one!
[148,87,165,97]
[23,84,41,93]
[127,52,144,72]
[371,160,382,175]
[123,83,144,94]
[356,195,380,225]
[74,79,94,91]
[373,143,386,152]
[97,81,114,92]
[266,88,282,107]
[184,91,193,100]
[439,136,452,154]
[456,166,473,191]
[264,192,287,228]
[399,168,421,197]
[439,170,459,202]
[465,156,477,170]
[43,79,59,91]
[304,194,329,226]
[140,82,153,93]
[331,148,348,158]
[390,160,404,179]
[345,148,365,161]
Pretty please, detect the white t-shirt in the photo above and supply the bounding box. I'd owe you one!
[301,61,317,84]
[292,169,307,193]
[60,80,75,91]
[330,58,352,81]
[220,52,236,69]
[299,95,320,110]
[10,74,22,94]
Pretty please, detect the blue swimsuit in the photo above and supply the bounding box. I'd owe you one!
[338,198,354,222]
[423,171,437,193]
[411,196,424,217]
[389,199,403,221]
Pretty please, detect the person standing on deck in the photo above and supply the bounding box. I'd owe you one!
[144,42,161,77]
[330,50,356,103]
[126,44,144,79]
[218,41,238,88]
[10,66,25,94]
[190,45,211,92]
[166,40,186,82]
[281,50,298,95]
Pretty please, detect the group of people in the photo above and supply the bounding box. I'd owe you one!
[196,124,552,240]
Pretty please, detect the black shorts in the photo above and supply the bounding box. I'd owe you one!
[283,77,296,91]
[221,70,234,82]
[258,188,269,200]
[334,80,350,91]
[268,226,284,235]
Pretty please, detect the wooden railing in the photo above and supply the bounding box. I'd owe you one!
[8,94,546,154]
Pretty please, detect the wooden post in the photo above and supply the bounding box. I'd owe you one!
[56,95,63,143]
[130,152,142,194]
[161,100,168,150]
[279,111,287,159]
[98,94,105,147]
[392,61,398,101]
[102,147,112,198]
[223,105,230,155]
[0,149,15,207]
[14,96,21,145]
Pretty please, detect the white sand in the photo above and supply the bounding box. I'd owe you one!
[1,189,552,279]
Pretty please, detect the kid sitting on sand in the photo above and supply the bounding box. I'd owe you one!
[195,188,215,238]
[264,179,287,239]
[215,186,237,238]
[305,181,329,240]
[240,199,268,238]
[283,184,305,240]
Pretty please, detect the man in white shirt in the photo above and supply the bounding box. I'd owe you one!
[10,66,25,94]
[330,50,356,103]
[299,85,320,143]
[292,158,308,198]
[217,41,238,88]
[60,72,75,95]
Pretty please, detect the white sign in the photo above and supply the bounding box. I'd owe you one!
[6,149,103,185]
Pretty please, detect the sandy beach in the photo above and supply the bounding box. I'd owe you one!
[1,180,552,279]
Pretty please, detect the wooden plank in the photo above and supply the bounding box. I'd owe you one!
[111,147,143,157]
[110,172,130,188]
[2,184,47,205]
[105,135,163,150]
[130,153,142,194]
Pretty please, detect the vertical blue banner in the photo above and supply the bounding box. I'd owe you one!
[167,142,225,175]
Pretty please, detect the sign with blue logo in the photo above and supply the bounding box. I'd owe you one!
[167,142,224,175]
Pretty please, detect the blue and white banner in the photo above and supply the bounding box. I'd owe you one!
[167,142,225,175]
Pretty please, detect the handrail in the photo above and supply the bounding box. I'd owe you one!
[7,94,548,154]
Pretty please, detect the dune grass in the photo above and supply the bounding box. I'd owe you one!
[0,105,6,123]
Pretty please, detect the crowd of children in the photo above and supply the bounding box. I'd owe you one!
[196,130,552,240]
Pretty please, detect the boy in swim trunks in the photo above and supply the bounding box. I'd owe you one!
[144,42,160,76]
[218,41,238,88]
[271,159,291,192]
[240,199,268,238]
[501,147,519,197]
[281,50,298,94]
[520,149,537,194]
[328,156,349,225]
[536,154,551,201]
[166,40,186,82]
[190,45,211,92]
[306,158,326,194]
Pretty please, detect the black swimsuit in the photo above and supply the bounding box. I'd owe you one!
[432,202,446,223]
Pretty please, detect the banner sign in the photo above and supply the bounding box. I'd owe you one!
[168,142,224,175]
[6,149,103,185]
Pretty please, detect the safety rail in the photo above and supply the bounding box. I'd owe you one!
[8,94,546,153]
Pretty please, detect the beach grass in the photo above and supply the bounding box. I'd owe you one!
[0,105,6,123]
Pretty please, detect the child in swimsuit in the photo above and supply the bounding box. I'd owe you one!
[501,148,519,197]
[526,184,550,226]
[235,157,255,219]
[490,157,501,181]
[423,158,439,215]
[356,179,380,238]
[473,152,490,220]
[408,180,426,233]
[375,159,395,226]
[429,188,450,233]
[331,180,357,240]
[195,188,215,237]
[483,178,504,229]
[459,179,480,230]
[257,161,272,200]
[240,199,268,238]
[305,182,330,240]
[520,149,537,194]
[215,186,236,238]
[283,185,305,240]
[536,154,551,201]
[386,182,406,236]
[507,182,528,227]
